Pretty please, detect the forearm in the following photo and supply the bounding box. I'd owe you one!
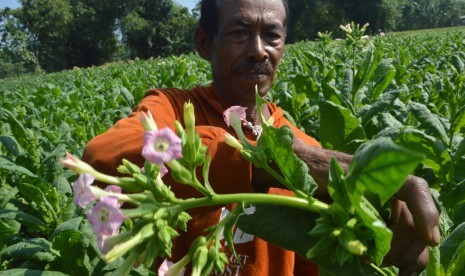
[292,139,352,197]
[252,138,352,197]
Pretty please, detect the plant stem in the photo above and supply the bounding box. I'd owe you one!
[174,193,329,213]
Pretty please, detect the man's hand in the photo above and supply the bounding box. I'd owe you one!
[382,175,440,275]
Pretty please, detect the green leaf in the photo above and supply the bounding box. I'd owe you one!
[450,105,465,136]
[346,138,424,206]
[370,59,396,102]
[263,125,317,196]
[396,128,452,182]
[0,269,69,276]
[328,158,351,210]
[408,102,449,146]
[361,90,401,127]
[0,135,22,156]
[0,156,38,178]
[440,218,465,271]
[447,241,465,276]
[353,48,381,94]
[237,205,384,274]
[320,101,366,153]
[1,238,57,262]
[426,246,445,276]
[0,210,46,231]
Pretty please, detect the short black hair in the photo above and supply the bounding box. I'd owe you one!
[199,0,289,41]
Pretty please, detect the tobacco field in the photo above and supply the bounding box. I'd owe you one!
[1,26,465,275]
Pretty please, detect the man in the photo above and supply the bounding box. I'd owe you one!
[83,0,440,275]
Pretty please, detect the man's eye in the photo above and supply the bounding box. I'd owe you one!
[230,30,248,36]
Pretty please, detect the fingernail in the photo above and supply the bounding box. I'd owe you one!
[433,225,441,245]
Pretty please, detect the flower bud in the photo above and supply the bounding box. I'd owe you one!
[191,246,209,276]
[184,101,196,145]
[224,133,243,150]
[139,111,158,131]
[346,240,367,256]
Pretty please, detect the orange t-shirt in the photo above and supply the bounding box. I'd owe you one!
[82,85,321,275]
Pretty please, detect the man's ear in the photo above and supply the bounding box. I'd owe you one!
[195,27,212,61]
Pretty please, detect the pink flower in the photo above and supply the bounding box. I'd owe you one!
[158,258,186,276]
[96,232,117,254]
[104,185,123,207]
[160,164,169,177]
[61,152,96,175]
[223,106,247,127]
[142,128,182,165]
[87,196,126,236]
[72,174,96,209]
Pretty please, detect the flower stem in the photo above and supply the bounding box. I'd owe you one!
[174,193,329,213]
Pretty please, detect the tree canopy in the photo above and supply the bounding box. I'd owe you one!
[1,0,464,76]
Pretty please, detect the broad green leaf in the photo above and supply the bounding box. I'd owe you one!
[320,101,366,153]
[18,183,59,225]
[0,210,46,231]
[440,222,465,270]
[0,135,22,156]
[328,158,351,210]
[263,125,317,195]
[0,269,69,276]
[1,238,57,262]
[447,241,465,276]
[440,179,465,225]
[353,48,382,95]
[396,128,452,182]
[370,59,396,102]
[361,90,401,127]
[450,105,465,137]
[257,94,317,196]
[346,137,424,205]
[426,246,445,276]
[0,156,38,178]
[237,205,384,274]
[409,102,449,146]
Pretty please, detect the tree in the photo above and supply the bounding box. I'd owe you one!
[0,8,37,77]
[119,0,196,59]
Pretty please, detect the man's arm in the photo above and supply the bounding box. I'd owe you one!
[253,137,440,274]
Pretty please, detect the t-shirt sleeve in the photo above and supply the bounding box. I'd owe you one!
[82,90,179,178]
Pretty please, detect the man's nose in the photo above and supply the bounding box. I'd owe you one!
[249,34,269,61]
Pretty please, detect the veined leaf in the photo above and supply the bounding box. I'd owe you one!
[409,102,449,146]
[370,59,396,102]
[0,135,22,156]
[440,222,465,273]
[346,137,424,206]
[237,205,384,274]
[361,90,401,127]
[0,269,69,276]
[320,101,366,153]
[450,105,465,137]
[1,238,57,262]
[0,156,38,178]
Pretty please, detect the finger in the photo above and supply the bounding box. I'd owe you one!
[384,201,416,265]
[390,238,428,269]
[395,176,440,246]
[397,246,429,276]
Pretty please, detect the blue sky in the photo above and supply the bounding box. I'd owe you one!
[0,0,198,10]
[0,0,20,9]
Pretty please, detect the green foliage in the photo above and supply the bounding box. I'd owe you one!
[1,28,465,274]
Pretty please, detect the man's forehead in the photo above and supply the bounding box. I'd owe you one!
[216,0,286,25]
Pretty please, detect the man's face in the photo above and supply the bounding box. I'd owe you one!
[209,0,286,105]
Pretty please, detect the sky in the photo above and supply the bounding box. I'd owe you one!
[0,0,20,9]
[0,0,198,10]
